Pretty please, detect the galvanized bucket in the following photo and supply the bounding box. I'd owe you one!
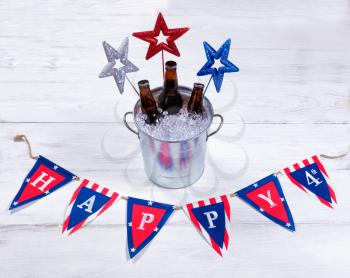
[123,85,223,189]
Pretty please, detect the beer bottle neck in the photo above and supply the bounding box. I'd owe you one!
[139,86,151,97]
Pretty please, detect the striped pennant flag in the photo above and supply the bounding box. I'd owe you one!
[62,179,121,236]
[183,195,231,256]
[283,155,337,208]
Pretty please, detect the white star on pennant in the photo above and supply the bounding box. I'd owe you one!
[45,191,50,195]
[172,205,176,210]
[253,183,258,188]
[148,201,153,206]
[154,227,159,232]
[53,165,58,170]
[128,222,132,227]
[13,202,18,206]
[259,207,264,212]
[130,248,136,253]
[281,197,285,202]
[26,178,30,183]
[286,222,291,227]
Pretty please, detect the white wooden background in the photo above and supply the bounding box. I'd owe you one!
[1,0,350,277]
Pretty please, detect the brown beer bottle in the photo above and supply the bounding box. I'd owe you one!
[187,83,205,114]
[158,61,183,115]
[138,80,158,125]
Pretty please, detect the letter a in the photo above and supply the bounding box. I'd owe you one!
[77,195,96,213]
[137,213,155,230]
[257,190,277,208]
[30,172,56,192]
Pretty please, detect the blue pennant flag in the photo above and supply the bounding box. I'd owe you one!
[9,155,76,210]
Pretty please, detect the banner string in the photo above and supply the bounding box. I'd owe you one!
[13,134,348,209]
[320,150,349,159]
[14,135,80,181]
[14,135,38,160]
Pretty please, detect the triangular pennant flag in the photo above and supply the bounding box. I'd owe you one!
[236,174,295,232]
[62,179,120,236]
[127,197,174,259]
[9,155,76,210]
[183,195,231,256]
[283,155,336,208]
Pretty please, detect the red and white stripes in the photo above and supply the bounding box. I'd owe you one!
[62,179,120,236]
[283,155,337,208]
[183,195,231,256]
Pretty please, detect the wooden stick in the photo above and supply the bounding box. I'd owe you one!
[125,75,139,96]
[203,75,213,95]
[161,49,165,79]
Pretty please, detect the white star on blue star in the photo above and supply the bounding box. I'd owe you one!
[197,38,239,93]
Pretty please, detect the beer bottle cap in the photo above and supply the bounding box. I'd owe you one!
[138,80,150,87]
[165,61,177,70]
[193,82,205,89]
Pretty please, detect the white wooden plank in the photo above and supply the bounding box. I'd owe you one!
[0,1,349,123]
[1,80,349,124]
[1,0,350,276]
[0,224,348,278]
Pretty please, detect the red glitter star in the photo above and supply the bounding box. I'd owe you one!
[132,13,189,60]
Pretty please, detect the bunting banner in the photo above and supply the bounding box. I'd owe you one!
[236,174,295,232]
[9,147,340,259]
[9,155,76,210]
[283,155,337,208]
[183,195,231,256]
[127,197,175,259]
[62,179,121,236]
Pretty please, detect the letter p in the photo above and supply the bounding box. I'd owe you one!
[137,213,155,230]
[203,211,218,229]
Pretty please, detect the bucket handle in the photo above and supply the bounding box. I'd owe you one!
[123,112,139,136]
[207,114,224,140]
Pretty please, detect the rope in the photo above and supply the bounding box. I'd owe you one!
[14,135,38,160]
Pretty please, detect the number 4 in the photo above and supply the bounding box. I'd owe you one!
[305,170,322,187]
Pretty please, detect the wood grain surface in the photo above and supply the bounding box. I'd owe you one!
[0,0,349,277]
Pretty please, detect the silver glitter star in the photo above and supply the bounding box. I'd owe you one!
[99,37,139,94]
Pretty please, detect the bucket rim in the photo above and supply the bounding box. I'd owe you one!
[132,85,214,143]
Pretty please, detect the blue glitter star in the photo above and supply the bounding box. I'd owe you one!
[197,39,239,93]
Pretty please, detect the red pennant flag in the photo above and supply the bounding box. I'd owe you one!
[236,174,295,231]
[9,156,76,210]
[127,197,175,259]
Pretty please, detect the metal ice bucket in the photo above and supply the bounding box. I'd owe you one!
[123,86,223,189]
